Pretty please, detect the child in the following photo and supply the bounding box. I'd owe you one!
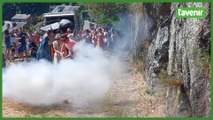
[53,34,63,63]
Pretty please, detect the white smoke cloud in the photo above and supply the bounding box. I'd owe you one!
[3,41,122,106]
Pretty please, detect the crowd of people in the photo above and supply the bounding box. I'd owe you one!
[3,23,121,66]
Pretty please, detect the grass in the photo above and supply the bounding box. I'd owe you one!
[158,70,184,95]
[158,69,185,109]
[157,70,184,113]
[192,45,210,79]
[131,59,144,73]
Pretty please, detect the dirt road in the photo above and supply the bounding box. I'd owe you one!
[3,56,166,117]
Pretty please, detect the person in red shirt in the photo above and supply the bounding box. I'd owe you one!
[97,28,105,49]
[92,29,98,47]
[60,34,76,59]
[34,31,40,47]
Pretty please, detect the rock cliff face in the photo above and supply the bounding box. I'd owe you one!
[129,2,210,117]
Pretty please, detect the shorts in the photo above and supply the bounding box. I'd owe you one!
[18,45,25,53]
[4,37,11,49]
[23,44,27,52]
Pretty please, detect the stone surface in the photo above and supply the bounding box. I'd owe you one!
[129,2,210,117]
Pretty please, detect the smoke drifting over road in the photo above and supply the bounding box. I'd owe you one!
[3,42,122,106]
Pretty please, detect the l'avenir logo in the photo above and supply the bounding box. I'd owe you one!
[176,7,206,18]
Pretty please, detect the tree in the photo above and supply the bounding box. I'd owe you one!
[80,3,129,26]
[3,3,61,20]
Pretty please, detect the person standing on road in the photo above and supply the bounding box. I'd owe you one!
[16,27,27,61]
[34,31,40,47]
[60,34,76,59]
[52,34,63,63]
[4,23,11,61]
[36,30,53,62]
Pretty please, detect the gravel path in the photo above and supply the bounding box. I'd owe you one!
[3,56,166,117]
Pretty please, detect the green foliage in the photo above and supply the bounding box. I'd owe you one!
[3,3,129,28]
[191,44,210,79]
[196,49,210,78]
[3,3,61,20]
[159,70,174,85]
[158,70,182,88]
[197,50,210,67]
[79,3,129,26]
[159,70,184,107]
[29,24,36,32]
[136,51,144,59]
[16,9,22,14]
[75,5,88,30]
[36,15,43,22]
[145,88,154,95]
